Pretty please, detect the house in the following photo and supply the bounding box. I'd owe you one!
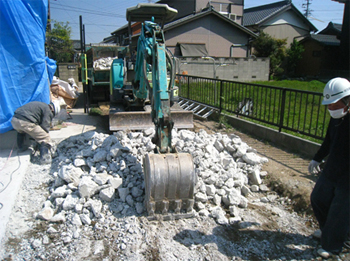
[294,0,349,78]
[243,0,317,46]
[295,34,340,77]
[156,0,244,25]
[103,0,257,58]
[103,0,320,56]
[318,22,342,36]
[295,18,349,79]
[163,7,257,57]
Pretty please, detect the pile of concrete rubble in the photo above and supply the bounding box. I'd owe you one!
[4,127,330,261]
[36,128,269,232]
[93,57,118,70]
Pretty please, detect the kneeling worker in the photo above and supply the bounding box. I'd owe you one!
[11,101,58,164]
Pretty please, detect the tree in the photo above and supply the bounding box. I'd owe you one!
[286,39,304,76]
[46,20,74,63]
[251,31,287,79]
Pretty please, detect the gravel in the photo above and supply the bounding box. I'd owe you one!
[1,127,349,260]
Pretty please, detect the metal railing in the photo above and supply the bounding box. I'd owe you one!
[177,75,329,141]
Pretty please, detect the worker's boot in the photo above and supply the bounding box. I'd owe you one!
[39,142,52,164]
[17,132,27,152]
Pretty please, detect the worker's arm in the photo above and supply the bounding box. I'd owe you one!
[41,108,53,133]
[313,120,332,162]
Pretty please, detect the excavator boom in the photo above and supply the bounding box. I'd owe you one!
[109,4,196,219]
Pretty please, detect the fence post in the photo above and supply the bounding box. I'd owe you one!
[279,89,286,132]
[219,80,223,113]
[187,76,190,99]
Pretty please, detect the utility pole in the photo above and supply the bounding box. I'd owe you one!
[302,0,313,18]
[46,0,52,58]
[332,0,349,71]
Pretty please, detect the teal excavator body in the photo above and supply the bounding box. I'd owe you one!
[109,4,195,220]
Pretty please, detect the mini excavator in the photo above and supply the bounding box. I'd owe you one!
[109,4,195,219]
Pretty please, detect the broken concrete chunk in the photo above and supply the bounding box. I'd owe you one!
[58,165,84,186]
[179,130,196,141]
[131,187,143,198]
[135,202,144,214]
[195,192,208,203]
[223,188,241,206]
[249,169,262,185]
[79,214,91,225]
[259,184,270,192]
[93,173,111,185]
[93,150,108,163]
[118,187,129,202]
[75,203,83,214]
[242,152,262,165]
[211,206,228,225]
[78,176,99,198]
[251,185,260,192]
[74,158,86,167]
[50,212,66,223]
[214,140,224,152]
[37,207,54,221]
[241,185,251,196]
[108,177,123,189]
[143,128,155,137]
[51,185,71,198]
[239,196,248,208]
[99,186,115,202]
[47,227,58,234]
[62,194,79,211]
[70,213,83,227]
[206,184,216,197]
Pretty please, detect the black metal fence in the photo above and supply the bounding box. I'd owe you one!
[177,75,329,141]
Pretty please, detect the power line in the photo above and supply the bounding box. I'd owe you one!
[50,2,123,15]
[63,21,121,27]
[51,6,124,18]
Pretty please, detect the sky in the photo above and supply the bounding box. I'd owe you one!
[50,0,346,44]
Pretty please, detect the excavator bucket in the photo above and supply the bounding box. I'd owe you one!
[143,152,196,220]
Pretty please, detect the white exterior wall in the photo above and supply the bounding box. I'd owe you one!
[262,10,313,45]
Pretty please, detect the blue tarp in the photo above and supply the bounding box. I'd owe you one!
[0,0,56,133]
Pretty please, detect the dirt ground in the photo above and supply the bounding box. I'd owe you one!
[1,116,350,261]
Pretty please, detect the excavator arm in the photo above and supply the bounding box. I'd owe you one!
[125,4,196,219]
[134,18,174,153]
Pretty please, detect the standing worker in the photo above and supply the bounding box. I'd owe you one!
[11,101,59,164]
[308,77,350,258]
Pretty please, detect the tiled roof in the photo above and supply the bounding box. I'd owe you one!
[164,8,257,37]
[308,34,340,46]
[318,22,342,35]
[243,0,290,26]
[333,23,342,32]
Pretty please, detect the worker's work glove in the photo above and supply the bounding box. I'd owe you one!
[308,160,321,174]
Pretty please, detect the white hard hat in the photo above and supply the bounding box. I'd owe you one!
[50,100,61,116]
[322,77,350,105]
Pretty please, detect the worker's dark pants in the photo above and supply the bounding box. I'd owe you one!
[311,174,350,253]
